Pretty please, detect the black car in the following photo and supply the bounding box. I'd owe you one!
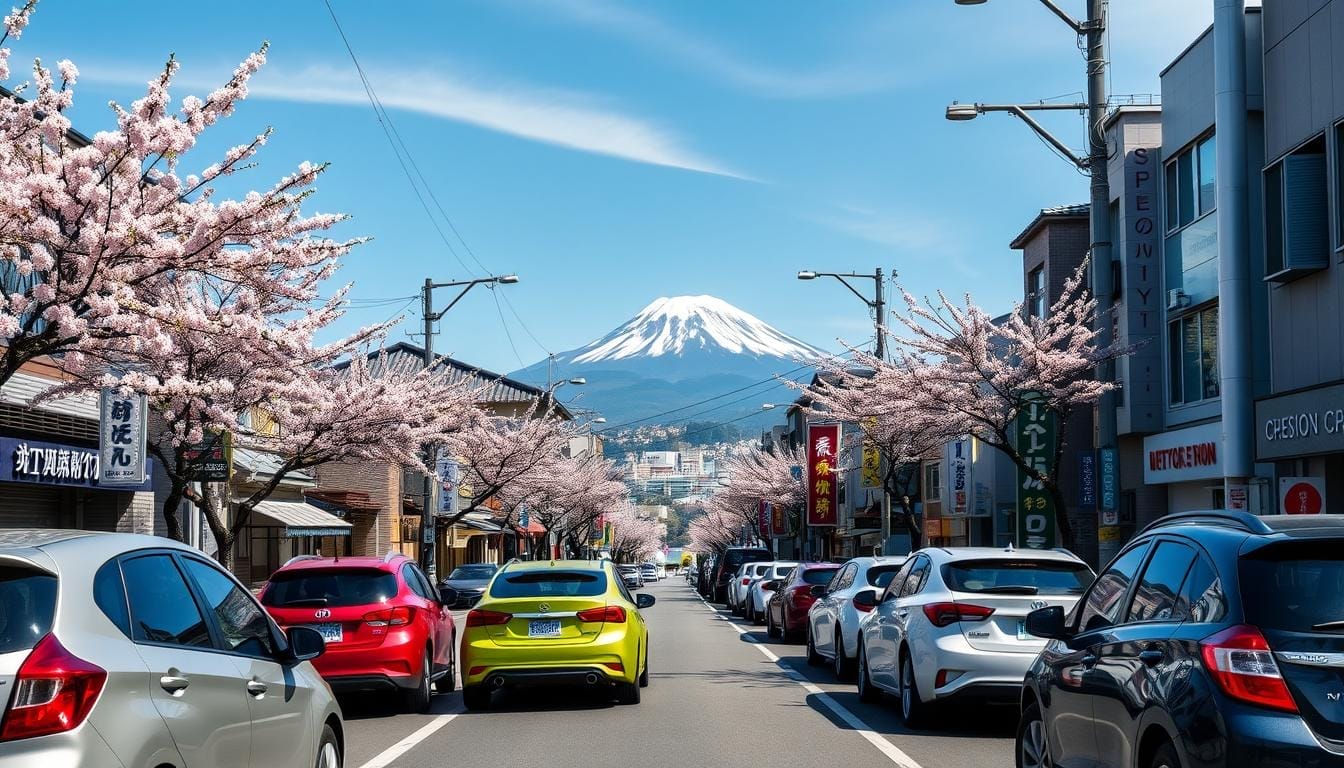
[438,563,499,608]
[709,547,772,604]
[1018,510,1344,768]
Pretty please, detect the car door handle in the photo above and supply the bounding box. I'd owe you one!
[160,674,190,693]
[1138,649,1164,667]
[896,609,909,618]
[1081,654,1099,668]
[247,680,268,696]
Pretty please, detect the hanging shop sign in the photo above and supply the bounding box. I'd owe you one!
[183,431,232,482]
[1015,393,1058,550]
[806,423,841,527]
[98,388,148,486]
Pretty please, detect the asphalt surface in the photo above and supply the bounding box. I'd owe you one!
[339,578,1016,768]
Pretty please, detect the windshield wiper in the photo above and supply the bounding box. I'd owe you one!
[977,585,1040,595]
[1312,620,1344,631]
[278,598,329,607]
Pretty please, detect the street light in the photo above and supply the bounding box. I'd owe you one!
[796,270,818,280]
[943,102,1090,169]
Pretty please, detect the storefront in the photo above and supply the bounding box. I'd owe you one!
[1256,383,1344,515]
[0,435,155,530]
[1142,422,1225,513]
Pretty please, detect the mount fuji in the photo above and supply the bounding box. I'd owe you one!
[511,296,828,434]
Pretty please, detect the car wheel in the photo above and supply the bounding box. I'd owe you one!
[899,651,933,728]
[403,650,433,714]
[834,630,855,681]
[856,643,881,703]
[315,723,341,768]
[617,681,641,705]
[462,685,491,711]
[1016,701,1050,768]
[806,626,825,666]
[639,646,650,688]
[1149,741,1180,768]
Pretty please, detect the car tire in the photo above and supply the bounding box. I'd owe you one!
[899,651,933,728]
[856,643,881,704]
[767,607,780,639]
[462,685,491,711]
[617,681,641,705]
[806,627,825,666]
[1149,741,1180,768]
[639,647,650,688]
[783,608,801,644]
[439,639,457,693]
[315,723,341,768]
[1016,701,1050,768]
[834,630,855,682]
[403,650,433,714]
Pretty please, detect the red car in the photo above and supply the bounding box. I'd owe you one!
[260,552,457,713]
[766,563,840,642]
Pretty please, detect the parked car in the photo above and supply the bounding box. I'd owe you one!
[710,547,773,603]
[0,530,343,767]
[261,551,456,713]
[806,556,908,680]
[1018,510,1344,768]
[745,561,799,624]
[438,562,498,608]
[459,559,654,709]
[617,564,644,589]
[855,546,1093,728]
[766,563,841,642]
[640,563,659,583]
[728,562,772,614]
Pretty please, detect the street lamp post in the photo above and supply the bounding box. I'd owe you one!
[419,274,519,580]
[795,268,890,556]
[948,0,1114,561]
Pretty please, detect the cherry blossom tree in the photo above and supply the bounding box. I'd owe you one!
[515,454,627,559]
[448,405,582,526]
[688,506,743,555]
[607,504,662,564]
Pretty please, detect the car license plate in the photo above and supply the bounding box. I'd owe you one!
[529,619,562,638]
[310,622,343,643]
[1016,620,1030,641]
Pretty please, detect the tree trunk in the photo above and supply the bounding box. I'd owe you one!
[201,482,235,569]
[1045,480,1075,553]
[160,484,184,543]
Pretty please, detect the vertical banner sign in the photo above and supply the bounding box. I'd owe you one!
[807,423,841,527]
[99,389,148,485]
[769,502,788,537]
[950,439,969,516]
[1014,394,1057,549]
[435,450,460,516]
[1079,452,1097,510]
[1099,447,1119,525]
[861,418,882,488]
[758,500,771,539]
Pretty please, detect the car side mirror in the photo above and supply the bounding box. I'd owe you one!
[1025,606,1071,641]
[809,584,828,598]
[438,587,459,606]
[636,593,656,609]
[285,626,326,663]
[852,589,879,609]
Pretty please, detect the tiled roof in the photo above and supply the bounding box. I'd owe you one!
[1009,203,1090,249]
[234,447,315,484]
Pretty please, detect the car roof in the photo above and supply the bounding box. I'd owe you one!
[0,529,199,562]
[922,546,1085,563]
[1140,510,1344,541]
[505,559,606,572]
[276,555,402,573]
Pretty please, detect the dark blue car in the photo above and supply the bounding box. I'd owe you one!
[1017,510,1344,768]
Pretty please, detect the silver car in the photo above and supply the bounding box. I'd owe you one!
[806,556,908,680]
[0,529,343,767]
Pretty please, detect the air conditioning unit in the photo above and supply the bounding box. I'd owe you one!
[1167,289,1190,310]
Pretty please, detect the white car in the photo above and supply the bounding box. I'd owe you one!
[729,562,774,615]
[640,563,659,583]
[806,556,908,680]
[743,561,799,624]
[855,547,1093,728]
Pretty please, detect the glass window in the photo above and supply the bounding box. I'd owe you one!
[1165,161,1179,231]
[1077,543,1151,633]
[1126,541,1196,623]
[1028,266,1047,320]
[0,564,57,654]
[262,569,398,608]
[1239,542,1344,633]
[867,564,904,588]
[925,463,943,500]
[943,560,1093,596]
[1267,161,1285,274]
[900,557,930,598]
[1178,556,1226,623]
[833,564,856,591]
[401,564,431,601]
[489,571,607,598]
[882,561,914,601]
[801,567,840,586]
[1336,122,1344,248]
[1177,150,1195,228]
[182,558,276,658]
[1198,134,1217,214]
[448,565,497,581]
[94,559,131,638]
[122,555,212,648]
[1169,305,1220,406]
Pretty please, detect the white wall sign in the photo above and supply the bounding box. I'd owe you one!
[1143,422,1223,485]
[98,389,148,486]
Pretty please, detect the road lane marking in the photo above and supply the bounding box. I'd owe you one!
[694,589,923,768]
[355,714,458,768]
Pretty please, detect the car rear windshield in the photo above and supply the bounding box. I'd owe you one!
[448,566,496,580]
[867,565,904,588]
[0,565,56,654]
[943,560,1092,596]
[724,550,771,569]
[801,568,840,585]
[262,569,399,608]
[1240,542,1344,633]
[490,571,607,598]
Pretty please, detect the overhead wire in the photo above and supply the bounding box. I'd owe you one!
[596,360,821,433]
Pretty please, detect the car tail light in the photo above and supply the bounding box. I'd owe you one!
[1200,625,1297,713]
[576,606,627,624]
[853,595,876,614]
[0,634,106,742]
[742,578,751,585]
[789,585,812,606]
[465,609,512,627]
[601,662,624,672]
[922,602,994,627]
[363,606,413,627]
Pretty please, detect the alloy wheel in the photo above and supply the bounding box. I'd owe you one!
[900,658,913,719]
[1021,719,1050,768]
[318,741,340,768]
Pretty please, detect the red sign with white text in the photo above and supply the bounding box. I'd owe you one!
[806,423,841,527]
[758,500,771,539]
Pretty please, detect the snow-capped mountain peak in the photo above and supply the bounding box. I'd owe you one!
[571,295,826,363]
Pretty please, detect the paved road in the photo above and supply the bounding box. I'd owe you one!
[339,579,1015,768]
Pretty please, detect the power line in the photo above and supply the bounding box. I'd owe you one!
[490,286,526,369]
[597,361,816,433]
[499,291,552,357]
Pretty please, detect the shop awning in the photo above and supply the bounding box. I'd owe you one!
[516,519,546,536]
[249,500,353,538]
[846,529,881,538]
[456,516,503,533]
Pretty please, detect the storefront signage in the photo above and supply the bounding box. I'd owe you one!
[1079,452,1096,509]
[949,439,970,517]
[2,436,153,491]
[98,388,148,486]
[757,500,771,540]
[1256,383,1344,461]
[1099,447,1118,519]
[806,423,841,528]
[1015,393,1058,550]
[1142,422,1224,484]
[182,431,231,482]
[435,450,460,516]
[861,423,882,489]
[1280,477,1325,515]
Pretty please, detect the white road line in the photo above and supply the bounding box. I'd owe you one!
[694,589,924,768]
[355,714,458,768]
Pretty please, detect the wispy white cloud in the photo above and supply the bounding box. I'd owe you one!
[86,61,749,180]
[513,0,901,99]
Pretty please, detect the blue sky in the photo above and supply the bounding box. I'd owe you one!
[20,0,1221,374]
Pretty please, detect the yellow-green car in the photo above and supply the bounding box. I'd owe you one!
[459,559,654,709]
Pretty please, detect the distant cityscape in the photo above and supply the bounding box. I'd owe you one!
[622,445,730,504]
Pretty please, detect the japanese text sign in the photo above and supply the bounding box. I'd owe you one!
[861,418,881,488]
[949,439,970,516]
[770,500,789,537]
[1014,394,1058,550]
[758,500,771,539]
[807,423,841,527]
[99,389,148,486]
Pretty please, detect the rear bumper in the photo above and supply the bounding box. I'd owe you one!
[476,666,623,689]
[1210,698,1344,767]
[919,632,1037,702]
[461,627,638,686]
[327,673,420,693]
[310,627,423,684]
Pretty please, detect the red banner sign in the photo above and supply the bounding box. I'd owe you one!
[757,500,771,539]
[770,501,788,537]
[806,423,841,527]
